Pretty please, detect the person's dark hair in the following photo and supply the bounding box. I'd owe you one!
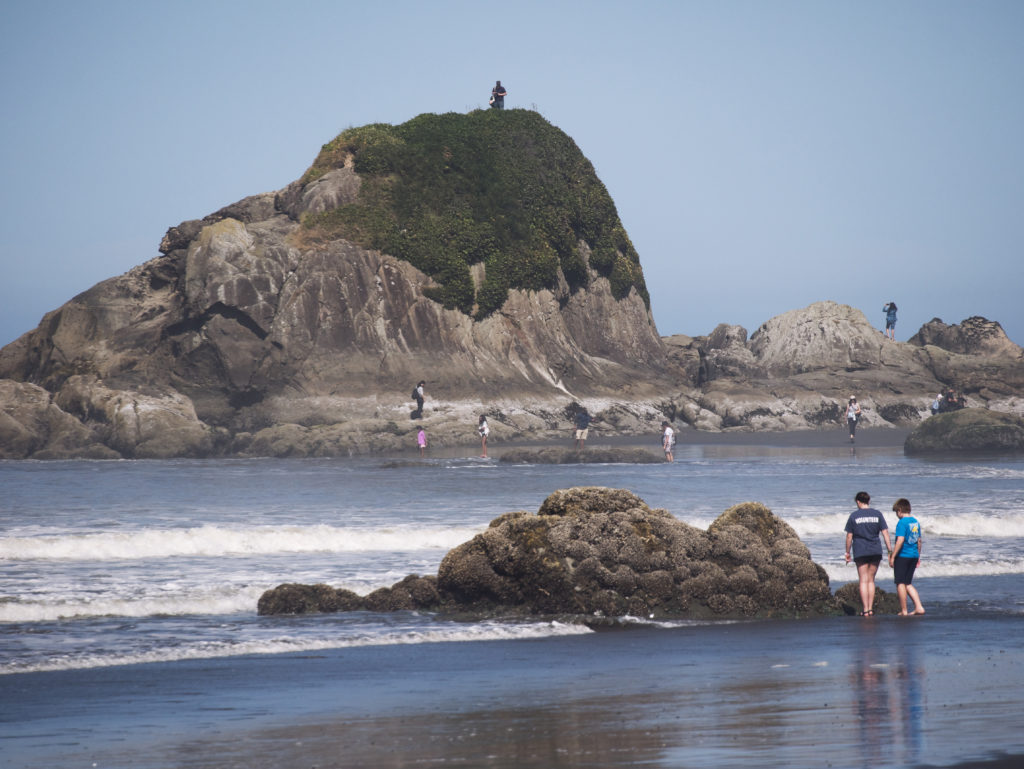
[893,498,911,514]
[417,381,425,387]
[479,414,486,423]
[855,491,871,505]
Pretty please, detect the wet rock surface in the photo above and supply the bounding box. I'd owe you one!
[258,486,842,620]
[905,408,1024,454]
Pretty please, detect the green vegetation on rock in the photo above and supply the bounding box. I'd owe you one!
[302,109,649,317]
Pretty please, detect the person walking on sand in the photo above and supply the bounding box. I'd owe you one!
[883,301,898,341]
[844,491,892,616]
[417,427,427,457]
[477,414,489,458]
[661,421,675,462]
[845,396,862,443]
[574,408,591,451]
[889,498,925,615]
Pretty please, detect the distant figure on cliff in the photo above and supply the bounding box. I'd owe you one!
[883,301,898,341]
[574,408,591,451]
[412,381,425,419]
[489,80,506,109]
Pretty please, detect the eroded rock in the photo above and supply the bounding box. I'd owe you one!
[257,487,837,620]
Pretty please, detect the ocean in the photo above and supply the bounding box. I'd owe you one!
[2,438,1023,768]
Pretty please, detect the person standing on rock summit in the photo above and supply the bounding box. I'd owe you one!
[883,301,898,341]
[489,80,506,109]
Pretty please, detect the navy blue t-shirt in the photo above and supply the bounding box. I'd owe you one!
[845,507,888,558]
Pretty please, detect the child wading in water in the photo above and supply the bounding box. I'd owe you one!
[889,497,925,615]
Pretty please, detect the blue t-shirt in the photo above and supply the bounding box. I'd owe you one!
[894,515,921,559]
[845,507,888,558]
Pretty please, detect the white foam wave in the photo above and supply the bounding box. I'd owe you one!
[0,586,266,623]
[0,621,593,675]
[789,512,1024,540]
[822,557,1024,582]
[0,524,484,562]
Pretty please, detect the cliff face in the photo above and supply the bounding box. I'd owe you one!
[2,112,1023,459]
[0,111,666,457]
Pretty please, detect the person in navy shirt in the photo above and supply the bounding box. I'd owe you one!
[844,491,892,616]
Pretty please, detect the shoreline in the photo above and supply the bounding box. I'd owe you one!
[8,615,1021,769]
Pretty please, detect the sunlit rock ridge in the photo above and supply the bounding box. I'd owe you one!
[0,111,1021,458]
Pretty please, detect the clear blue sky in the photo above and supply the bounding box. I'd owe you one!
[3,0,1023,349]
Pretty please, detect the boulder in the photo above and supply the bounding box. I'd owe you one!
[258,487,838,620]
[904,408,1024,454]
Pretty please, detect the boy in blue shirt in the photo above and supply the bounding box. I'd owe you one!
[889,498,925,615]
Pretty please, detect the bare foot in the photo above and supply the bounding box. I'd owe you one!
[913,607,926,615]
[898,611,910,616]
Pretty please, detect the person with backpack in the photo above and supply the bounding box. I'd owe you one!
[490,80,506,109]
[412,381,425,419]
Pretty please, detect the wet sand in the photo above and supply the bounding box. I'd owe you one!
[8,613,1022,769]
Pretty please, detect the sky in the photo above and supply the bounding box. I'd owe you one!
[2,0,1023,350]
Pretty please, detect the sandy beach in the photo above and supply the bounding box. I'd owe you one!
[6,610,1021,769]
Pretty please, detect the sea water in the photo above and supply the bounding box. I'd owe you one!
[2,443,1023,675]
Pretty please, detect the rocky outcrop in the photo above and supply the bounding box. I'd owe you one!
[1,105,1022,460]
[905,408,1024,454]
[258,487,837,619]
[497,447,662,464]
[0,112,669,459]
[662,302,1024,435]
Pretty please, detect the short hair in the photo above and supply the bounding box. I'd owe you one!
[855,491,870,505]
[893,498,912,514]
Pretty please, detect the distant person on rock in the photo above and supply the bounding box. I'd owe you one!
[490,80,506,109]
[417,427,427,457]
[846,396,862,443]
[661,421,675,462]
[477,414,489,458]
[844,491,892,616]
[931,393,942,416]
[883,302,898,341]
[412,381,425,419]
[574,408,591,451]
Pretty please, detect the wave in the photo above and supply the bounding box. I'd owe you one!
[0,524,485,562]
[0,620,593,675]
[821,557,1024,582]
[788,512,1024,539]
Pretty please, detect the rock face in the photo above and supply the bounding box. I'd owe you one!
[0,112,667,458]
[1,108,1023,460]
[258,487,836,619]
[905,408,1024,454]
[662,302,1024,435]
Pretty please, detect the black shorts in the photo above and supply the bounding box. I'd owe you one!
[854,554,882,568]
[893,556,918,585]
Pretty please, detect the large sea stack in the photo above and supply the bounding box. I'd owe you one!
[2,111,1022,459]
[0,111,666,458]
